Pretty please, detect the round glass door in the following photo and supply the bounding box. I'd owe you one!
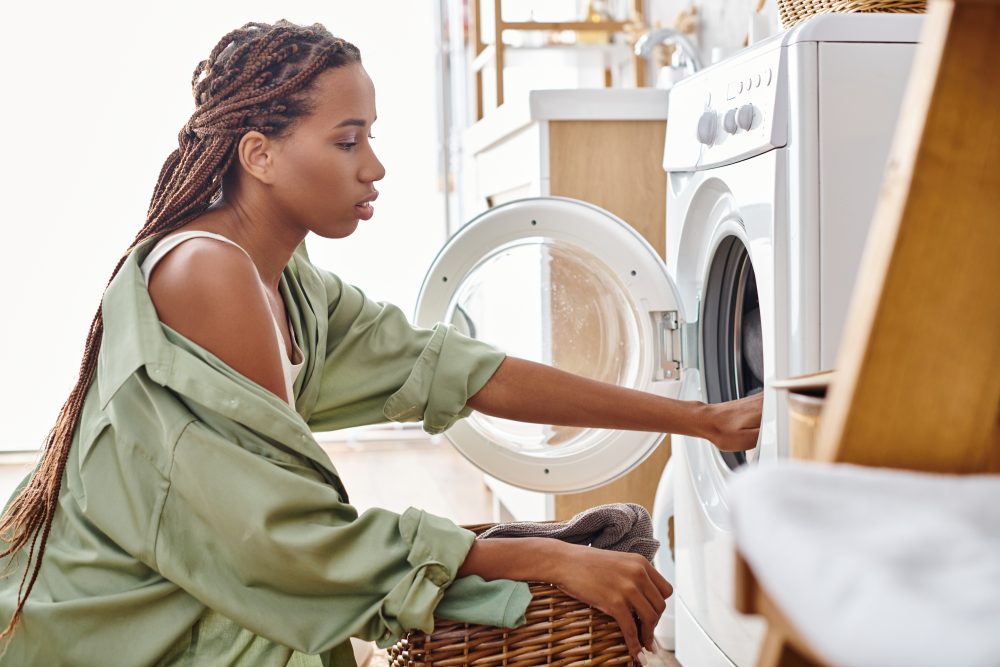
[415,197,686,493]
[448,238,643,456]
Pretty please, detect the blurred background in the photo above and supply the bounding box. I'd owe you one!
[0,0,780,454]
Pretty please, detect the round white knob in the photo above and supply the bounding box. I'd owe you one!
[697,111,718,145]
[737,104,755,131]
[723,108,738,134]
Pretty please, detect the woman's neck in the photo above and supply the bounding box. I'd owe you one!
[182,199,307,289]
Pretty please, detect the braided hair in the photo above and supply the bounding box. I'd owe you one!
[0,20,361,639]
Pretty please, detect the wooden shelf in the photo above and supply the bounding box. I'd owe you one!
[470,0,646,119]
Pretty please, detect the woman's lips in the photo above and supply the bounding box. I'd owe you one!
[355,201,374,220]
[355,192,378,220]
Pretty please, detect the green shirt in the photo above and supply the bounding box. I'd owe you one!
[0,236,531,666]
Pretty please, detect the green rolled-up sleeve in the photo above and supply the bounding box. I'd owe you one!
[306,269,505,434]
[154,420,510,652]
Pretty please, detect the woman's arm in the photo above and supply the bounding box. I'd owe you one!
[461,356,759,658]
[467,356,762,452]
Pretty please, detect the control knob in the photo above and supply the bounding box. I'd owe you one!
[697,111,718,145]
[737,104,756,131]
[723,108,738,135]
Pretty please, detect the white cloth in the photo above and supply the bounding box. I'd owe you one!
[728,461,1000,667]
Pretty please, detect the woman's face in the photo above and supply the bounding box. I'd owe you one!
[266,63,385,239]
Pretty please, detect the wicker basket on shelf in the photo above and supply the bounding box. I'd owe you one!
[778,0,926,28]
[387,523,637,667]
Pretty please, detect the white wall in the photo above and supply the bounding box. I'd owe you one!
[0,1,446,452]
[648,0,782,66]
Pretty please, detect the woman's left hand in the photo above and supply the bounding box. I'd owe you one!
[701,394,763,451]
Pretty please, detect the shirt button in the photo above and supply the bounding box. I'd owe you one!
[228,398,239,408]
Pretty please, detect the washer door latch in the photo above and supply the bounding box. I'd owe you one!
[656,311,695,380]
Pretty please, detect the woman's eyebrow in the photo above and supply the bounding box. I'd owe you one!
[333,118,369,128]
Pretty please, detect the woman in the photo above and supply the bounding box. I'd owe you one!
[0,21,761,666]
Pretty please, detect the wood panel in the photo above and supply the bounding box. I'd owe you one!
[813,0,1000,472]
[546,119,670,519]
[549,120,668,261]
[555,440,671,519]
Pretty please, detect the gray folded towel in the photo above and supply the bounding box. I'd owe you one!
[477,503,659,562]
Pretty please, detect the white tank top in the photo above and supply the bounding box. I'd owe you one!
[139,231,304,408]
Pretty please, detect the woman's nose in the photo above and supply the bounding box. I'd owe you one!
[363,148,386,183]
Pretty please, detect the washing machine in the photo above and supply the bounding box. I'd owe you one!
[663,15,923,667]
[412,14,921,666]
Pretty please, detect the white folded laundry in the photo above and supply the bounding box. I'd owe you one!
[728,461,1000,667]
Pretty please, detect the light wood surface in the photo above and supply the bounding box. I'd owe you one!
[549,120,668,261]
[813,0,1000,473]
[545,118,671,520]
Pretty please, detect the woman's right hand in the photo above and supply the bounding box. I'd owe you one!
[549,541,673,660]
[701,393,763,452]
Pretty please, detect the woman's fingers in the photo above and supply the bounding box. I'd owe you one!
[709,393,763,451]
[609,603,642,660]
[630,589,660,651]
[550,546,673,661]
[646,559,674,599]
[635,564,673,651]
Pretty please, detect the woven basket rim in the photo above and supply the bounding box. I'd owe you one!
[777,1,927,28]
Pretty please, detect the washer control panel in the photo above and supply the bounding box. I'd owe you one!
[664,44,787,171]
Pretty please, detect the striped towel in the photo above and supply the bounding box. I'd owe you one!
[477,503,659,562]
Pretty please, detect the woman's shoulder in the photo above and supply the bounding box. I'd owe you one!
[145,236,289,401]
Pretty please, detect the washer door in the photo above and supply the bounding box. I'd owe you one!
[415,197,686,494]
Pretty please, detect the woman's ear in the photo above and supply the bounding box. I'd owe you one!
[236,131,277,185]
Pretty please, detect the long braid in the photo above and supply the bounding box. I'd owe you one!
[0,20,361,640]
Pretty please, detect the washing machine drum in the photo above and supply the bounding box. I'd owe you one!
[702,235,764,467]
[742,306,764,386]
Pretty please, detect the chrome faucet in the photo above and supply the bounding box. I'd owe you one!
[634,27,703,76]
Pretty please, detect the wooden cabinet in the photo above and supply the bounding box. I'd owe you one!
[463,89,672,521]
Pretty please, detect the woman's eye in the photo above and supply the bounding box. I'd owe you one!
[336,135,373,151]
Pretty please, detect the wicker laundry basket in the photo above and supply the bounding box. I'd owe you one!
[778,0,926,28]
[387,523,637,667]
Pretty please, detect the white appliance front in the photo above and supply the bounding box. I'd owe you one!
[663,14,921,667]
[669,152,781,667]
[414,197,688,494]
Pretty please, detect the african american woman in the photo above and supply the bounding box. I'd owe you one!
[0,20,761,666]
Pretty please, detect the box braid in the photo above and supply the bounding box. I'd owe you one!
[0,20,360,640]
